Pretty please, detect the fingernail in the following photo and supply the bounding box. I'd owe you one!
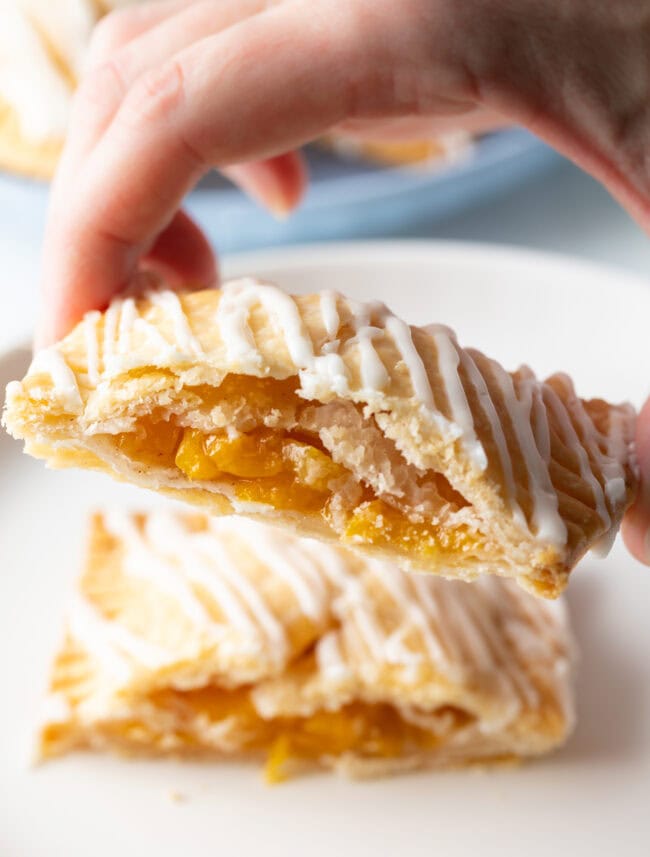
[244,181,294,219]
[267,198,292,220]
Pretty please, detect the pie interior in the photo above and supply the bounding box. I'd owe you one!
[105,374,484,570]
[39,511,575,781]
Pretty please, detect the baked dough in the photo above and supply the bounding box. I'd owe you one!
[39,510,575,780]
[0,2,73,178]
[0,1,143,179]
[0,96,62,179]
[4,280,637,597]
[323,130,471,168]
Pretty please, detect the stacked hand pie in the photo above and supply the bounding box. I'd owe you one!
[40,509,575,780]
[4,280,637,597]
[4,279,638,778]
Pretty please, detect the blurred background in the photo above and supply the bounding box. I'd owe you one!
[2,0,649,350]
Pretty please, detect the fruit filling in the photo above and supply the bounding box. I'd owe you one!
[45,679,470,780]
[110,376,483,560]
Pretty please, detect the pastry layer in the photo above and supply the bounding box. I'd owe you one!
[39,511,575,780]
[4,281,638,597]
[0,98,62,179]
[0,1,143,178]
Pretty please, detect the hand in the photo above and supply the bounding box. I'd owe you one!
[40,0,650,339]
[39,0,650,562]
[622,401,650,565]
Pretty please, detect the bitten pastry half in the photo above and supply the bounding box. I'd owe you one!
[4,280,638,596]
[4,280,637,597]
[39,510,575,780]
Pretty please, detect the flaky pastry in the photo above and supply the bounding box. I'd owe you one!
[39,510,575,780]
[0,1,143,178]
[4,280,638,596]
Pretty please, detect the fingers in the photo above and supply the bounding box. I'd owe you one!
[42,0,477,341]
[141,208,218,290]
[223,151,307,216]
[41,2,361,341]
[86,0,196,68]
[622,398,650,565]
[37,207,216,347]
[53,0,267,197]
[449,1,650,232]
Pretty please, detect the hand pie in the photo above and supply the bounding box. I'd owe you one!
[4,280,637,597]
[39,510,575,780]
[0,1,142,178]
[0,2,72,178]
[321,130,471,167]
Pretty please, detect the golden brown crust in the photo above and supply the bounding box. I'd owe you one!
[0,98,61,179]
[4,281,638,596]
[38,511,575,778]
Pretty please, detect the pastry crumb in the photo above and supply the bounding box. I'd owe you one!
[168,790,187,804]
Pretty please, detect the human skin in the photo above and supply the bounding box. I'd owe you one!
[38,0,650,562]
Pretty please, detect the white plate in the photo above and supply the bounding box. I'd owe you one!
[2,242,649,857]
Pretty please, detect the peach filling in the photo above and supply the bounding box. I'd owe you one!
[56,684,470,781]
[345,500,474,559]
[174,427,349,513]
[113,413,480,560]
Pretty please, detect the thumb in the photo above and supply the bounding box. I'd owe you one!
[622,397,650,565]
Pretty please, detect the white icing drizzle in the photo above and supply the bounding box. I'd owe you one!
[492,366,567,545]
[94,291,205,378]
[460,349,527,530]
[348,600,389,662]
[213,282,492,476]
[319,290,340,337]
[218,279,313,367]
[315,632,352,681]
[30,346,83,412]
[411,576,464,667]
[103,509,214,629]
[144,512,263,639]
[603,409,629,506]
[231,521,327,621]
[118,298,137,353]
[0,3,72,141]
[148,290,202,356]
[460,583,537,708]
[133,315,171,355]
[366,560,447,669]
[57,511,572,732]
[194,528,289,660]
[530,377,552,464]
[216,287,263,367]
[20,0,97,76]
[544,385,610,527]
[560,376,628,512]
[38,692,71,725]
[428,325,486,470]
[67,594,170,680]
[19,278,634,555]
[349,326,390,391]
[385,315,434,407]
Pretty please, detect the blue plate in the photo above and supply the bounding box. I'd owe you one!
[0,128,560,259]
